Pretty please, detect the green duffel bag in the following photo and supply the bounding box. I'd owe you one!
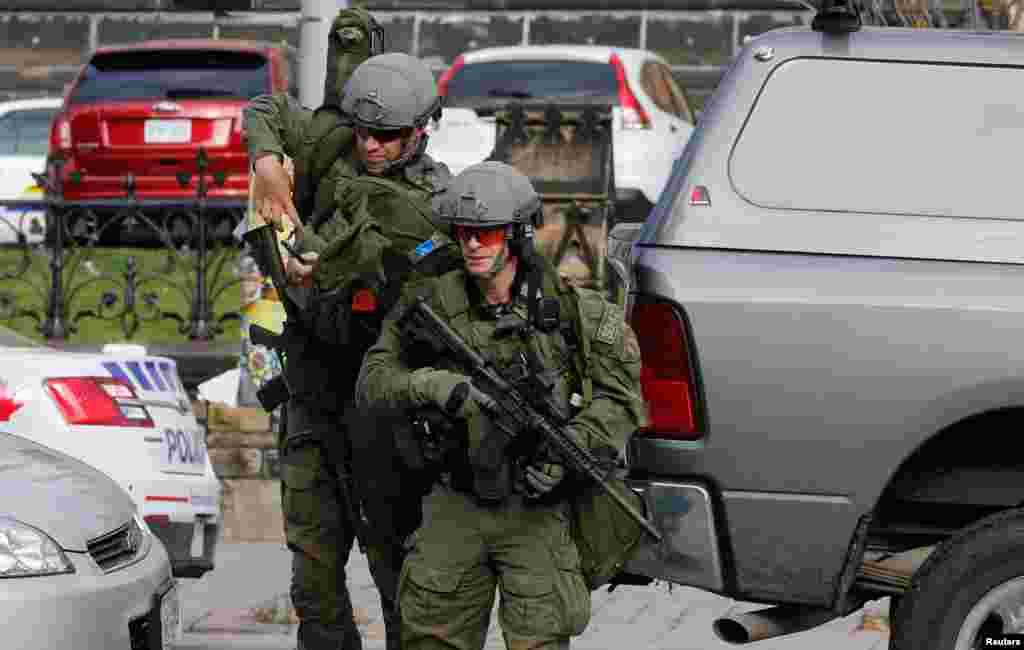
[570,473,648,590]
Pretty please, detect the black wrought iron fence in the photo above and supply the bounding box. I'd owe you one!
[0,148,245,344]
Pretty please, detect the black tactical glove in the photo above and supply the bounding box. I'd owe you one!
[410,405,458,464]
[523,461,566,498]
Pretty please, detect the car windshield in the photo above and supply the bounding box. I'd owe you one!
[0,107,58,156]
[445,60,618,101]
[68,50,271,104]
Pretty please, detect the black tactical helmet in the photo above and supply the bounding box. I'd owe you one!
[340,53,442,131]
[433,161,542,255]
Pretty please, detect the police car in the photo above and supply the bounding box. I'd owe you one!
[0,340,221,579]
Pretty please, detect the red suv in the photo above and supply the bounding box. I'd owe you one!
[48,39,294,242]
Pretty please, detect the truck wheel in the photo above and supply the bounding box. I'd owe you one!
[891,507,1024,650]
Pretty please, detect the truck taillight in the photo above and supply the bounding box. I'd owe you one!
[437,55,464,97]
[45,377,154,428]
[53,116,71,152]
[610,53,650,130]
[629,297,700,438]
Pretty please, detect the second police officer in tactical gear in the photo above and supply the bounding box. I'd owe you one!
[244,14,457,650]
[357,161,648,650]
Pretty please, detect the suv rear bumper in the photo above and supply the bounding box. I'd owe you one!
[625,478,725,593]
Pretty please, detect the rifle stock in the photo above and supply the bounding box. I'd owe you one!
[399,296,662,543]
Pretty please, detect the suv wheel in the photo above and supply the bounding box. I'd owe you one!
[892,507,1024,649]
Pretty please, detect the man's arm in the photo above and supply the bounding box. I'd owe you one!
[244,93,312,231]
[302,173,391,292]
[244,92,312,165]
[356,297,420,410]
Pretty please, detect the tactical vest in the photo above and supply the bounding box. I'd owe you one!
[291,153,457,404]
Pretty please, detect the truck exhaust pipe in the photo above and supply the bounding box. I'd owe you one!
[713,605,838,644]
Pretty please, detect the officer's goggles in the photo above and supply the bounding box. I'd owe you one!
[453,224,509,247]
[355,126,410,144]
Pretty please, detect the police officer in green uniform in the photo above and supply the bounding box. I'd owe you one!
[356,162,647,650]
[246,48,457,650]
[283,52,458,650]
[244,10,381,650]
[244,9,383,650]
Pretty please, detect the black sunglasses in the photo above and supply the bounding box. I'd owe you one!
[355,126,410,144]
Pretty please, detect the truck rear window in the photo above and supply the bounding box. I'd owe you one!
[446,60,618,101]
[730,58,1024,221]
[68,50,271,105]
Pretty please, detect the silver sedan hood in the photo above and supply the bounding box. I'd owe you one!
[0,431,134,551]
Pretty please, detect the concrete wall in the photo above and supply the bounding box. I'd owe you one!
[194,400,285,543]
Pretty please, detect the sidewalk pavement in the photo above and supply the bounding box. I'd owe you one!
[180,542,891,650]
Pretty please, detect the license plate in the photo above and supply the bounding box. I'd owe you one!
[145,119,191,144]
[159,582,181,647]
[190,518,205,558]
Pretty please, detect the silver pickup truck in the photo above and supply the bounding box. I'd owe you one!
[616,8,1024,650]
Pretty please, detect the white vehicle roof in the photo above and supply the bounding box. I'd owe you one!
[0,97,63,116]
[461,44,663,68]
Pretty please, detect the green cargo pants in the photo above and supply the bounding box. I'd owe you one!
[281,400,362,650]
[398,485,592,650]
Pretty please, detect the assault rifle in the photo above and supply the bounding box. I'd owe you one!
[398,295,662,543]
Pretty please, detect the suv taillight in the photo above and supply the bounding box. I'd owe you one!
[629,297,700,438]
[45,377,154,428]
[437,55,464,98]
[50,115,71,156]
[610,53,651,130]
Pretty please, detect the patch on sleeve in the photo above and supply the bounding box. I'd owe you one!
[595,303,622,345]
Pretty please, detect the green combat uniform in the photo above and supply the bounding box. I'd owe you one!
[245,48,458,650]
[357,162,647,650]
[242,9,383,650]
[293,53,460,650]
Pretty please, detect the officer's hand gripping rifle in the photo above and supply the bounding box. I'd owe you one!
[239,212,308,412]
[398,295,662,542]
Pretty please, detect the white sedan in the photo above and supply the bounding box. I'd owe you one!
[0,338,222,579]
[0,427,179,649]
[429,45,696,223]
[0,97,60,245]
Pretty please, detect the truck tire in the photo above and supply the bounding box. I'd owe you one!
[891,507,1024,650]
